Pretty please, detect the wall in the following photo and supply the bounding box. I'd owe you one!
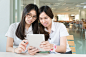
[0,0,10,52]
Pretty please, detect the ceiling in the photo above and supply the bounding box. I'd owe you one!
[22,0,86,15]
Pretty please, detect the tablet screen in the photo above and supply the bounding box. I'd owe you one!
[27,34,45,51]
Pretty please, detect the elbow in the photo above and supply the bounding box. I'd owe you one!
[6,46,9,52]
[6,50,8,52]
[6,48,8,52]
[63,47,66,53]
[63,49,66,53]
[56,46,66,53]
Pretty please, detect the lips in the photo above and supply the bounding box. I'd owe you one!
[43,23,47,26]
[28,20,32,23]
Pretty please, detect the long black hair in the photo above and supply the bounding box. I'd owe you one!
[39,6,54,41]
[16,4,39,40]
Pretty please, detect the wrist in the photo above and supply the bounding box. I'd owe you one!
[50,44,53,50]
[50,44,57,52]
[13,48,17,53]
[50,44,54,51]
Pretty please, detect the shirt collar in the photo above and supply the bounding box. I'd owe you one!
[44,20,55,32]
[25,24,32,32]
[29,24,32,31]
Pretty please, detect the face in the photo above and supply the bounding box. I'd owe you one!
[25,10,37,25]
[39,12,52,28]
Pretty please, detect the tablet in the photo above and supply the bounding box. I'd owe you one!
[27,34,45,51]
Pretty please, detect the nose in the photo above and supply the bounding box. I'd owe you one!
[29,17,33,20]
[42,19,45,23]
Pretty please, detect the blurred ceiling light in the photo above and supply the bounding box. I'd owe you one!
[45,3,50,4]
[76,5,83,7]
[48,5,51,7]
[76,5,80,6]
[54,5,58,6]
[71,14,75,16]
[55,3,60,5]
[21,5,24,6]
[52,8,55,9]
[81,2,86,4]
[83,6,86,8]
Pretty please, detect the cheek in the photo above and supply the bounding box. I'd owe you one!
[25,17,28,21]
[39,20,42,23]
[31,19,37,23]
[47,19,51,23]
[32,20,35,22]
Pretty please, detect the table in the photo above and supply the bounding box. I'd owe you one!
[0,52,86,57]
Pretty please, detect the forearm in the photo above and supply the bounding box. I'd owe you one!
[6,46,15,53]
[51,44,66,53]
[55,45,66,53]
[6,37,14,52]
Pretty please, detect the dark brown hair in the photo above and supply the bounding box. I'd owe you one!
[39,6,54,41]
[16,4,39,40]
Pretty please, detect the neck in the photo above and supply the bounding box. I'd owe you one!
[46,22,52,30]
[25,24,31,31]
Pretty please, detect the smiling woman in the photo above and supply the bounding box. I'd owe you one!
[39,6,72,54]
[5,4,39,55]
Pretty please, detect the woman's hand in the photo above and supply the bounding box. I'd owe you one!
[28,46,39,55]
[15,40,28,53]
[40,41,53,51]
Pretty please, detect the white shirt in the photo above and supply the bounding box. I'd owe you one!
[45,21,71,53]
[5,22,33,46]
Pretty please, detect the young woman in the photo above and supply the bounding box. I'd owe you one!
[39,6,72,54]
[5,4,39,55]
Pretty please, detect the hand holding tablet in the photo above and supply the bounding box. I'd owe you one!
[27,34,45,51]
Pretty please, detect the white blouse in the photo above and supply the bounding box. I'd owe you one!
[5,22,33,46]
[45,21,71,53]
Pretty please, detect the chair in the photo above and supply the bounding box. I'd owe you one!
[70,47,76,52]
[68,41,75,46]
[67,35,76,54]
[67,35,74,41]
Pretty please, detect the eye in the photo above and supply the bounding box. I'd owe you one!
[39,18,42,20]
[33,16,36,18]
[45,17,48,19]
[27,14,30,15]
[27,13,31,16]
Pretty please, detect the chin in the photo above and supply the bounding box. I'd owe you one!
[27,22,31,25]
[42,24,48,27]
[44,25,48,27]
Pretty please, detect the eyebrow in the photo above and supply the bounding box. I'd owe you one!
[39,16,48,18]
[29,13,36,16]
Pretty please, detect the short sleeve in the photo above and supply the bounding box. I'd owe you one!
[59,23,69,37]
[5,23,16,38]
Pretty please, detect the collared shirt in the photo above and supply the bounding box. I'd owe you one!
[5,22,33,46]
[45,21,71,53]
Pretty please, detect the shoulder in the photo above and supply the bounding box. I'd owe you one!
[9,22,20,29]
[53,21,65,27]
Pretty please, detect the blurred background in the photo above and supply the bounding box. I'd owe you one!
[0,0,86,54]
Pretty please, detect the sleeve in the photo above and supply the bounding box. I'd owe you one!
[5,23,15,38]
[59,23,69,37]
